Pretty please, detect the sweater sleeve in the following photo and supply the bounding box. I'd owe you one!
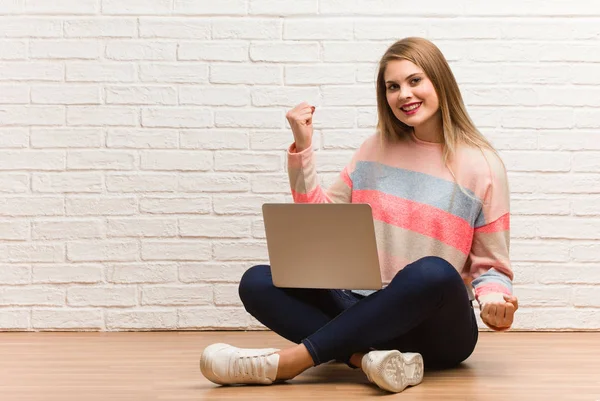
[467,151,514,300]
[287,142,354,204]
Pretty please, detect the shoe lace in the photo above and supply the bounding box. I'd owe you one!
[231,354,269,379]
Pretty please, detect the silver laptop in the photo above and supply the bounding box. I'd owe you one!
[262,203,382,290]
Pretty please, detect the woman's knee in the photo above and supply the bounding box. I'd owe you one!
[393,256,462,289]
[238,264,273,307]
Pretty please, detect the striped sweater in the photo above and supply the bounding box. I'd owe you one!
[287,132,513,301]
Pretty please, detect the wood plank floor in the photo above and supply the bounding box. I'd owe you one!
[0,331,598,401]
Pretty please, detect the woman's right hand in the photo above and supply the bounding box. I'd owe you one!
[286,102,315,152]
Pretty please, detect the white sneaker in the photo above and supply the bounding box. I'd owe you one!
[200,343,280,385]
[361,350,424,393]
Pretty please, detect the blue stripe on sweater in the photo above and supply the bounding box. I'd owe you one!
[472,268,513,293]
[351,161,486,227]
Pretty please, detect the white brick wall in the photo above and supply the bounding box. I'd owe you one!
[0,1,599,331]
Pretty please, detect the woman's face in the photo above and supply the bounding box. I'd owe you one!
[384,59,440,129]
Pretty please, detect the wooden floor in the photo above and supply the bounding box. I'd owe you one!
[0,331,598,401]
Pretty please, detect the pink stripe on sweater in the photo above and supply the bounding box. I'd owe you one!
[353,190,474,255]
[291,168,352,204]
[291,187,329,203]
[475,283,512,298]
[475,213,509,233]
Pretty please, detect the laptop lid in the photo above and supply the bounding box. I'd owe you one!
[262,203,382,290]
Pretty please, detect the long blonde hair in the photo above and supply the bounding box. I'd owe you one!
[376,37,496,166]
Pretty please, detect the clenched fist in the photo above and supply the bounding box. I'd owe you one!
[286,102,315,152]
[479,293,519,331]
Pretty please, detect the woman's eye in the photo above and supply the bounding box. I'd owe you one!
[387,84,399,90]
[411,77,422,84]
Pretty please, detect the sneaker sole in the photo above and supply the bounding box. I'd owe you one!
[374,351,424,393]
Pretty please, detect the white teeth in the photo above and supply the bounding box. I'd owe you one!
[402,103,420,111]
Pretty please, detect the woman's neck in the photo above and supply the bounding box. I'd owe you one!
[413,114,444,143]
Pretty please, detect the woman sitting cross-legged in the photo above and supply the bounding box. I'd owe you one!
[199,37,518,393]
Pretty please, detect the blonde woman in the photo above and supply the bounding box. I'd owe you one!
[200,37,519,393]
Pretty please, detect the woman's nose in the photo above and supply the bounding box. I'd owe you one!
[397,87,411,102]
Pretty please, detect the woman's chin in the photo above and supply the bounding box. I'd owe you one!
[396,116,420,128]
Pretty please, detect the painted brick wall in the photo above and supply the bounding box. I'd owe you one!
[0,0,599,330]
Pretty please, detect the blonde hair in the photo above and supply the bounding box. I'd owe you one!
[376,37,496,167]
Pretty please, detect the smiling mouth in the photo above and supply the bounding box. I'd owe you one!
[401,102,421,113]
[399,102,422,117]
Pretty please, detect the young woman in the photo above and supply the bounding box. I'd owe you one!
[200,37,519,393]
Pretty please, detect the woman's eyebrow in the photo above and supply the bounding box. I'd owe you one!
[385,73,421,84]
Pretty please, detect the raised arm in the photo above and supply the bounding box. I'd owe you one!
[286,103,354,204]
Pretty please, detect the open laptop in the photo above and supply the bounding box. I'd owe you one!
[262,203,382,290]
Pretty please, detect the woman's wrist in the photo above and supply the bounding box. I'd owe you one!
[295,140,311,152]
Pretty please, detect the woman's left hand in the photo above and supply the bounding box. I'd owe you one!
[479,293,518,331]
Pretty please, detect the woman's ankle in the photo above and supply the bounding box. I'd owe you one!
[350,352,366,370]
[275,344,314,380]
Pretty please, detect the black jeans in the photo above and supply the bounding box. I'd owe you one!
[239,256,478,369]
